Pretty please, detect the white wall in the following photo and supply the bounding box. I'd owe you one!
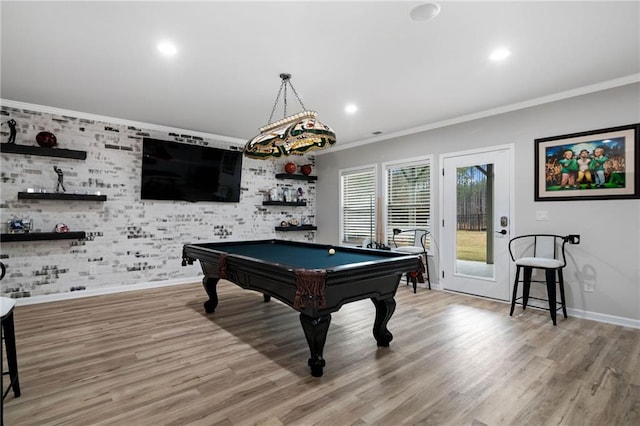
[315,83,640,325]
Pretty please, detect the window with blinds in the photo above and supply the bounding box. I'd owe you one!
[340,167,376,245]
[385,160,431,248]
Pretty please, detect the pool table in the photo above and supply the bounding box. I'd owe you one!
[182,239,422,377]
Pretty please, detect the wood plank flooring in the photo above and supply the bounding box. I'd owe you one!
[2,281,639,425]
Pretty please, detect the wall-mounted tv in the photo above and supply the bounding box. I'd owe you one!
[141,138,243,202]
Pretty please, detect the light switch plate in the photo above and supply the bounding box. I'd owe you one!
[535,211,549,221]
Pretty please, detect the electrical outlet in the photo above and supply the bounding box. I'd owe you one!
[89,264,97,275]
[583,281,595,292]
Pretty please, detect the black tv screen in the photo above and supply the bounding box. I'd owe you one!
[141,138,243,202]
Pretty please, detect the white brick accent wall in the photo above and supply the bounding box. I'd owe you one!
[0,104,316,298]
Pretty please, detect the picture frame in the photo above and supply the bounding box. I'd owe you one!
[535,123,640,201]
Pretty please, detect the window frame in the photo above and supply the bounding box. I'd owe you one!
[339,164,378,246]
[382,155,433,248]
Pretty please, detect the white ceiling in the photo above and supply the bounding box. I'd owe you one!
[1,1,639,151]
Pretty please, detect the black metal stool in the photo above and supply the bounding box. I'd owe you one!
[508,234,580,325]
[1,262,21,405]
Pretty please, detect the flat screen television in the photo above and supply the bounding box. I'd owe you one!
[141,138,243,202]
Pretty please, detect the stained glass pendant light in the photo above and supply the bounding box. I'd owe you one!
[243,73,336,159]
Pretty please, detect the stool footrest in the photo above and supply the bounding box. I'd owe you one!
[2,371,20,399]
[512,296,564,312]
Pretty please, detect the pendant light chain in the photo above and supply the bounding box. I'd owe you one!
[288,81,307,112]
[283,82,288,118]
[266,73,308,124]
[267,79,286,125]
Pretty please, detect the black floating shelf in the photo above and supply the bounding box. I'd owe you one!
[275,173,318,181]
[1,143,87,160]
[0,231,87,242]
[275,225,317,232]
[263,201,307,206]
[18,192,107,201]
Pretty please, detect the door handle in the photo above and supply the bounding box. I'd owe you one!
[496,229,507,235]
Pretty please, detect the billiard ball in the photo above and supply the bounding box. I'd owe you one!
[328,248,336,255]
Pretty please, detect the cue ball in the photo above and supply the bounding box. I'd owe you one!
[328,248,336,255]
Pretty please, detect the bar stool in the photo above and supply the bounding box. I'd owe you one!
[1,262,21,402]
[508,234,580,325]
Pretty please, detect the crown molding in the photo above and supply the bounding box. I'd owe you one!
[319,73,640,154]
[0,99,246,147]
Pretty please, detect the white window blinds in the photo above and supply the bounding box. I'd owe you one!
[340,168,376,245]
[385,161,431,248]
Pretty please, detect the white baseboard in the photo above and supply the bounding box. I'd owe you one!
[14,276,203,306]
[566,308,640,330]
[14,278,640,330]
[438,287,639,330]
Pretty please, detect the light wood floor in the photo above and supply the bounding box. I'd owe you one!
[3,281,639,425]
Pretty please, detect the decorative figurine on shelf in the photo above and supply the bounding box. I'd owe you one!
[288,218,300,227]
[2,119,17,144]
[54,223,70,233]
[36,131,57,148]
[21,218,32,233]
[9,219,25,234]
[53,166,66,193]
[8,218,32,234]
[296,187,304,201]
[270,188,281,202]
[282,187,292,202]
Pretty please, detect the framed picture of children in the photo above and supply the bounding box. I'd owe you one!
[535,123,640,201]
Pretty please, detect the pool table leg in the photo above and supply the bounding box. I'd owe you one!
[371,297,396,346]
[202,277,219,313]
[299,313,331,377]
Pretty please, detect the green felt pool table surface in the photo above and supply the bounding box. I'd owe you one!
[196,240,395,270]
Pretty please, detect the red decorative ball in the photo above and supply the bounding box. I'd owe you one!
[36,131,57,148]
[300,164,312,176]
[284,162,297,174]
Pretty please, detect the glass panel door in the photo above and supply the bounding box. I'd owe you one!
[455,164,494,279]
[441,147,511,300]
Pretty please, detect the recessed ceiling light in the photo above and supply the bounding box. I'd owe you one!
[345,104,358,114]
[489,48,511,61]
[410,3,441,21]
[157,41,178,57]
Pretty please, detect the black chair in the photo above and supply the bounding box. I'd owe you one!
[391,228,431,292]
[1,261,21,406]
[508,234,579,325]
